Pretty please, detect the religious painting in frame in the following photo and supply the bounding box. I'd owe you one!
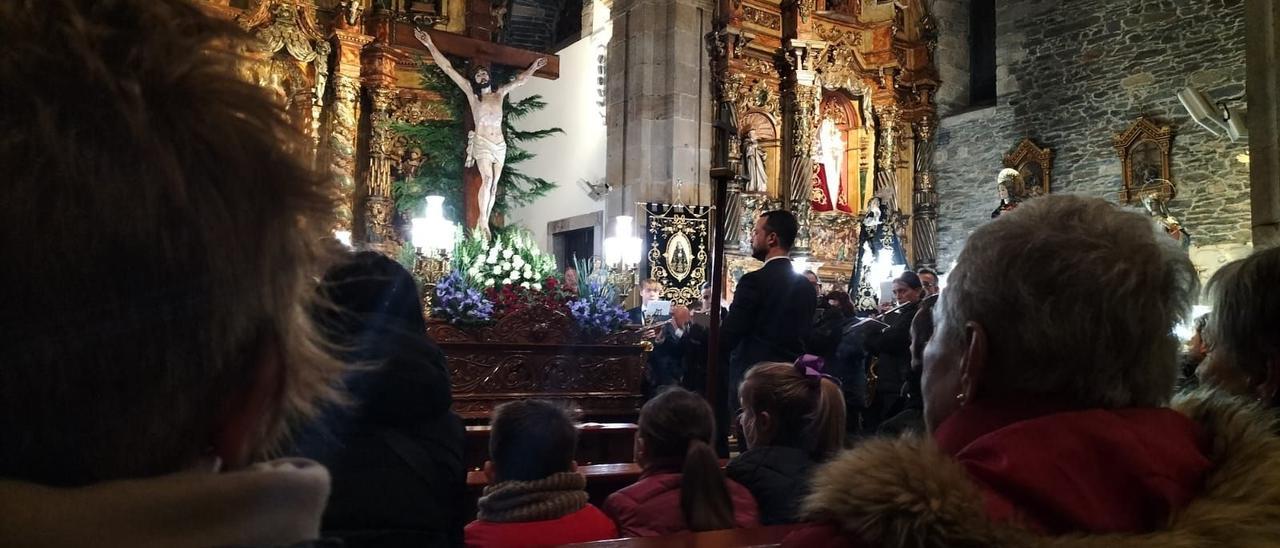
[1002,138,1053,199]
[644,203,710,307]
[1114,117,1174,204]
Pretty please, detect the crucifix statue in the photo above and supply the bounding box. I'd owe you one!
[412,27,547,239]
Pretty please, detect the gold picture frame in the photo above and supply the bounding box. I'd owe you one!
[1002,138,1053,198]
[1114,117,1174,204]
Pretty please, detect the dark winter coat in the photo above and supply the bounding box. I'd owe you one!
[862,300,918,396]
[725,446,817,525]
[294,252,466,548]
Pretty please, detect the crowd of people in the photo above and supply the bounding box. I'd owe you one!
[6,1,1280,547]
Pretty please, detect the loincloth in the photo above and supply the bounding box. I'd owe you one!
[465,131,508,168]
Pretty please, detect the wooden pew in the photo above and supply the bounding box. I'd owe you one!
[560,524,801,547]
[464,422,638,470]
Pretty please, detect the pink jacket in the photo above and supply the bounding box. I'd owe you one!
[603,472,760,537]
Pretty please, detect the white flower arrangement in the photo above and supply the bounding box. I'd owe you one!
[451,230,556,290]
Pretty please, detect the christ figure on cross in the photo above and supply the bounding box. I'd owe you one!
[414,27,547,239]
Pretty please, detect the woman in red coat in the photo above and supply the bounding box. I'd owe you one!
[604,388,759,536]
[787,195,1280,546]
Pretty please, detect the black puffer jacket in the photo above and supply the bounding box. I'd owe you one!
[725,446,817,525]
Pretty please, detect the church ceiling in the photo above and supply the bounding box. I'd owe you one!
[496,0,584,54]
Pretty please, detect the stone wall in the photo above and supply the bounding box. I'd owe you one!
[605,0,716,219]
[932,0,971,116]
[933,0,1251,269]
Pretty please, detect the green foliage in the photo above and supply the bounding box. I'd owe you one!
[392,62,563,226]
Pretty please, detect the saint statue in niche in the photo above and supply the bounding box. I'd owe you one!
[743,133,769,194]
[811,117,854,213]
[414,28,547,238]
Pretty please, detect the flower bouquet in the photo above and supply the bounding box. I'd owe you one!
[453,230,555,291]
[569,280,629,338]
[485,275,570,319]
[430,229,630,340]
[432,271,494,325]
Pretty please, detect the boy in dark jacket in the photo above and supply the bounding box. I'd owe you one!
[465,401,617,547]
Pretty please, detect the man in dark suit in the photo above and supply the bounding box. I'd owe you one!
[720,210,818,438]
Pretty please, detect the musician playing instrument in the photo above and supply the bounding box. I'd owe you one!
[860,271,925,433]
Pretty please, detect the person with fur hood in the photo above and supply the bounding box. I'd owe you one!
[786,195,1280,546]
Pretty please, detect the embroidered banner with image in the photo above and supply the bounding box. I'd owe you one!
[643,203,710,307]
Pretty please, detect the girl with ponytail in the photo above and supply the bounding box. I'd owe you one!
[603,388,760,536]
[726,356,846,524]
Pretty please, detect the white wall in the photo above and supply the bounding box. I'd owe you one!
[506,2,612,252]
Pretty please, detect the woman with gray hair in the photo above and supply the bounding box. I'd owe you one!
[785,195,1280,547]
[1198,246,1280,407]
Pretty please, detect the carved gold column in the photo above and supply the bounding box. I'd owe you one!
[781,39,824,257]
[359,7,400,249]
[363,88,398,246]
[912,113,939,268]
[873,105,900,213]
[323,28,373,232]
[708,25,753,249]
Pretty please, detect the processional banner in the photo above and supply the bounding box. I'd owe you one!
[643,203,710,307]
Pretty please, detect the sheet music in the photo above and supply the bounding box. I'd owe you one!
[843,316,889,335]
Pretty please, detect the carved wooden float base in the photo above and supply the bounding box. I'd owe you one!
[427,306,649,421]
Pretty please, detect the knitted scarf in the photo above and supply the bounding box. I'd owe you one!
[476,472,590,523]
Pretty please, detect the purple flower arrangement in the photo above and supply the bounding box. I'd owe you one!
[568,281,628,337]
[432,271,494,324]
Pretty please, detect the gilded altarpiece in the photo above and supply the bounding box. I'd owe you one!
[713,0,940,300]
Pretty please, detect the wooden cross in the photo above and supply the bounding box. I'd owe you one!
[390,24,561,80]
[390,7,560,230]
